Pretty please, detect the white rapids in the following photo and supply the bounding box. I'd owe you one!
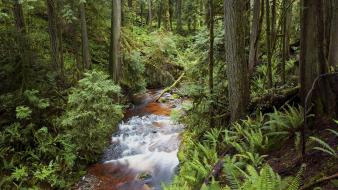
[104,114,184,189]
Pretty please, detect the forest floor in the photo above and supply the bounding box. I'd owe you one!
[267,118,338,189]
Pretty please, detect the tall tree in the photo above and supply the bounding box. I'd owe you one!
[208,0,214,127]
[109,0,122,82]
[13,0,31,91]
[79,1,91,69]
[265,0,273,88]
[46,0,60,73]
[328,0,338,68]
[157,0,163,28]
[147,0,152,27]
[281,0,293,84]
[57,0,65,77]
[224,0,250,122]
[176,0,182,33]
[168,0,174,31]
[300,0,336,115]
[248,0,261,73]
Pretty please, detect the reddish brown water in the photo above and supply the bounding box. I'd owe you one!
[78,90,181,190]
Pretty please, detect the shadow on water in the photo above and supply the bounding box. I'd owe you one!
[81,89,183,190]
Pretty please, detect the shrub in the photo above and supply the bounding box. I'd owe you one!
[60,70,123,162]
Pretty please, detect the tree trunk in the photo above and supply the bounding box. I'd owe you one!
[57,0,64,78]
[147,0,152,28]
[128,0,133,8]
[79,2,91,69]
[140,0,144,26]
[248,0,261,73]
[168,0,174,31]
[300,0,336,116]
[46,0,60,72]
[271,0,277,49]
[157,0,163,28]
[224,0,250,122]
[13,0,30,92]
[109,0,122,83]
[265,0,273,88]
[328,0,338,68]
[176,0,182,33]
[208,0,214,127]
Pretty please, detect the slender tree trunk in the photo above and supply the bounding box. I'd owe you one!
[128,0,133,8]
[328,0,338,68]
[46,0,60,72]
[147,0,152,28]
[13,0,30,92]
[176,0,182,33]
[281,0,287,84]
[248,0,261,73]
[79,2,91,69]
[265,0,273,88]
[157,0,163,28]
[168,0,174,31]
[285,0,293,58]
[271,0,277,49]
[140,0,144,26]
[208,0,214,127]
[324,0,333,59]
[57,0,64,78]
[109,0,122,83]
[224,0,250,122]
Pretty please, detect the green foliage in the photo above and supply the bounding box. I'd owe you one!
[0,70,123,189]
[121,50,146,94]
[310,129,338,158]
[15,106,32,119]
[60,70,123,162]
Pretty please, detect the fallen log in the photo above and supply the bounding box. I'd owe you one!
[249,86,300,112]
[155,72,185,102]
[300,172,338,190]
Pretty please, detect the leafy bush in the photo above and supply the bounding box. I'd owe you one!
[60,70,123,162]
[0,70,123,189]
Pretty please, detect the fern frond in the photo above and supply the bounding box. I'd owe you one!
[286,164,306,190]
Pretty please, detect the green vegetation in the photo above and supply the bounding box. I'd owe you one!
[1,0,337,189]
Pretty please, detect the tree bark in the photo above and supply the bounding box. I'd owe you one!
[281,0,292,84]
[79,2,91,69]
[176,0,182,33]
[328,0,338,68]
[248,0,261,73]
[208,0,215,127]
[46,0,60,72]
[57,0,64,78]
[271,0,277,49]
[169,0,174,31]
[147,0,152,28]
[109,0,122,83]
[157,0,163,28]
[265,0,273,88]
[13,0,30,92]
[300,0,336,116]
[224,0,250,122]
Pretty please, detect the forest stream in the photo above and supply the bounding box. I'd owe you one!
[77,90,184,190]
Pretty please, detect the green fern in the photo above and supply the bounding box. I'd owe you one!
[286,164,306,190]
[309,136,337,158]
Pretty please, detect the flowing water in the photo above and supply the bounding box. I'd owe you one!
[79,90,184,190]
